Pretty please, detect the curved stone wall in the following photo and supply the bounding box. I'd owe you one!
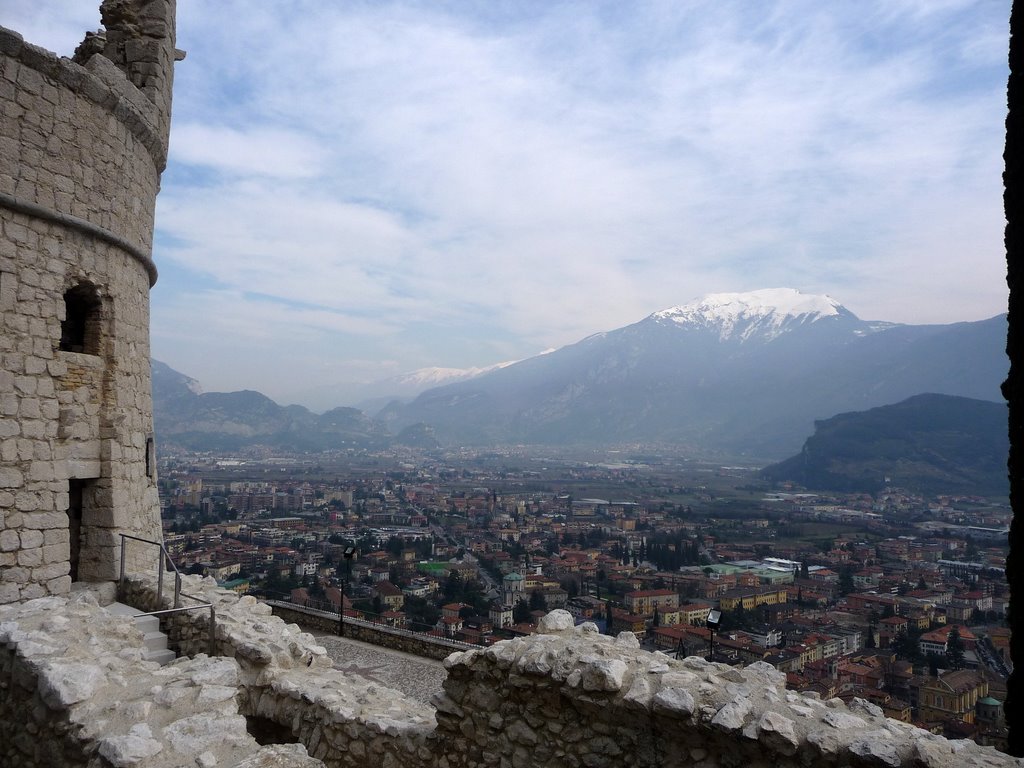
[0,2,177,602]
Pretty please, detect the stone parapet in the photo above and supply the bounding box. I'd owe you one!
[436,611,1020,768]
[112,579,1024,768]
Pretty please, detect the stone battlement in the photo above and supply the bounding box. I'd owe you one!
[2,577,1016,768]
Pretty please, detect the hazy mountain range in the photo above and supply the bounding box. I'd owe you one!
[378,289,1006,457]
[152,360,392,452]
[153,288,1007,461]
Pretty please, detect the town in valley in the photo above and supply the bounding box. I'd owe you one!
[156,443,1012,749]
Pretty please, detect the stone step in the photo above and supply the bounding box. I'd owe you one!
[106,602,175,665]
[143,630,168,651]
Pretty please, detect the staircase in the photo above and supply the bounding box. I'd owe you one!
[107,601,177,665]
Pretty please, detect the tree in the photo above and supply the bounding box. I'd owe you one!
[865,622,876,649]
[512,599,532,624]
[892,626,924,664]
[561,578,579,598]
[529,589,546,611]
[404,595,440,631]
[946,626,966,670]
[443,572,463,601]
[838,568,855,596]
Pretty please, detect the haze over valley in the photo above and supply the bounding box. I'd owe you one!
[154,288,1007,493]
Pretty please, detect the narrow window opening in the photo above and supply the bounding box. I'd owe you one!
[60,283,102,354]
[146,435,155,478]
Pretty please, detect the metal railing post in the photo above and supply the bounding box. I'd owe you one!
[208,607,216,656]
[157,552,164,604]
[115,533,218,662]
[118,534,127,599]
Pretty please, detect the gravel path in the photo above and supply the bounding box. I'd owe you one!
[311,631,448,704]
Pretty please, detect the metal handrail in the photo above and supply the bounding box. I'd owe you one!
[261,598,482,651]
[118,533,217,655]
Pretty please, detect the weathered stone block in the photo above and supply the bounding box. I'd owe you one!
[17,546,41,567]
[0,529,20,551]
[18,529,43,549]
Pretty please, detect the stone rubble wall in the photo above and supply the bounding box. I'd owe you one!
[122,574,438,768]
[117,579,1024,768]
[0,590,323,767]
[436,611,1022,768]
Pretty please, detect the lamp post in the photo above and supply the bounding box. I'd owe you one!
[338,546,356,637]
[706,609,721,662]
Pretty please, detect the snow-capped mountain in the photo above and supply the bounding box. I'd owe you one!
[152,289,1007,459]
[378,361,517,392]
[651,288,854,341]
[348,360,520,412]
[380,289,1006,458]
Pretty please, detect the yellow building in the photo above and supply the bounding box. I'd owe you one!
[719,587,788,612]
[678,602,715,625]
[918,670,988,725]
[657,609,683,626]
[624,589,680,616]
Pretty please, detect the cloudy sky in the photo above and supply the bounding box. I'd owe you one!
[7,1,1012,409]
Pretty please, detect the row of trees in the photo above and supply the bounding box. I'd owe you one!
[608,535,704,571]
[880,624,966,671]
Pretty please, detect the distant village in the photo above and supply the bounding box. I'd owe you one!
[158,451,1012,751]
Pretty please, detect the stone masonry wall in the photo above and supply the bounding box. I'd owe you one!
[0,1,176,603]
[115,576,1024,768]
[120,574,438,768]
[0,590,323,767]
[436,613,1021,768]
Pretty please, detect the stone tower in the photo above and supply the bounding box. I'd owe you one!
[0,0,180,603]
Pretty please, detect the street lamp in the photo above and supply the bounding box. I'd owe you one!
[706,609,721,662]
[338,546,356,637]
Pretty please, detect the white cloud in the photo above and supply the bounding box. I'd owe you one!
[1,3,100,57]
[170,124,323,179]
[12,0,1011,403]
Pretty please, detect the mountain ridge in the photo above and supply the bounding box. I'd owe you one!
[379,290,1006,457]
[762,393,1009,496]
[152,289,1007,459]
